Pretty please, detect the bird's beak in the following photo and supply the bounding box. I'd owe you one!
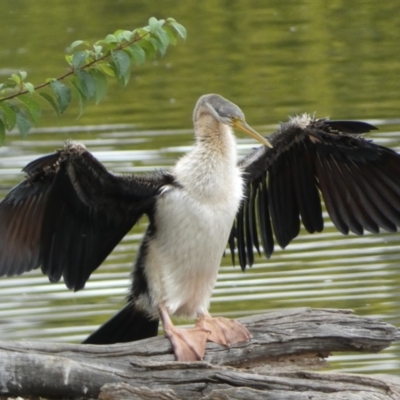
[233,119,272,148]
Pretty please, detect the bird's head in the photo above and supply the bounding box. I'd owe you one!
[193,94,272,147]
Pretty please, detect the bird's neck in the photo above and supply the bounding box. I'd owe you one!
[174,116,241,201]
[194,116,237,159]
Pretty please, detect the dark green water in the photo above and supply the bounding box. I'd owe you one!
[0,0,399,374]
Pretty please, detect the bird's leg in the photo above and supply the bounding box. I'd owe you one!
[159,304,210,361]
[195,312,251,347]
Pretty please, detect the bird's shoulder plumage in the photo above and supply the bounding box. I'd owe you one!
[231,115,400,270]
[0,141,172,290]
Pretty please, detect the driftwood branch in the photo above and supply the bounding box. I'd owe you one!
[0,308,399,399]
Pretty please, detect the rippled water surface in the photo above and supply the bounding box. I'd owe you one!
[0,0,400,374]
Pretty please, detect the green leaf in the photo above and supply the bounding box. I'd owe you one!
[149,37,166,56]
[154,28,170,48]
[13,107,31,138]
[23,82,35,94]
[72,51,87,70]
[139,38,157,58]
[137,27,150,36]
[11,74,21,85]
[93,45,103,56]
[129,43,146,64]
[149,18,165,32]
[121,30,134,41]
[168,20,187,40]
[90,69,108,104]
[76,70,96,100]
[65,54,73,65]
[70,40,86,51]
[19,71,27,81]
[98,63,115,77]
[111,50,131,79]
[135,27,151,44]
[50,81,71,114]
[110,64,130,86]
[0,102,17,130]
[163,26,178,46]
[105,34,118,44]
[115,29,133,42]
[70,79,87,117]
[120,69,131,86]
[19,94,41,124]
[39,92,60,116]
[123,44,146,64]
[149,17,159,34]
[0,119,5,145]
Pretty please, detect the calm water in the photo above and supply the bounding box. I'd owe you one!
[0,0,399,374]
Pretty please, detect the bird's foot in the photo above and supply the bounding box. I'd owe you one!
[195,315,251,346]
[159,304,210,361]
[164,325,209,361]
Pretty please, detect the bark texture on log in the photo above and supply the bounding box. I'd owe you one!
[0,308,399,399]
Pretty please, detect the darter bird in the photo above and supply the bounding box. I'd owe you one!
[1,94,400,361]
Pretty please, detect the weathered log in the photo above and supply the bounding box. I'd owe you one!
[0,308,399,399]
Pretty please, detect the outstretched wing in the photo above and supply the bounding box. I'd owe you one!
[231,116,400,270]
[0,142,169,290]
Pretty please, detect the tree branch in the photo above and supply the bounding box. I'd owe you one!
[0,308,398,399]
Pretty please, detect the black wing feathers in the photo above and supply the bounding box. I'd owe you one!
[233,117,400,269]
[324,120,378,134]
[248,182,261,256]
[0,142,165,290]
[236,204,247,271]
[268,146,300,248]
[257,175,274,258]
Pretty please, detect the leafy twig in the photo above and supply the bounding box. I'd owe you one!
[0,17,186,144]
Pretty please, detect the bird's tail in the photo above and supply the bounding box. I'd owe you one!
[82,304,159,344]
